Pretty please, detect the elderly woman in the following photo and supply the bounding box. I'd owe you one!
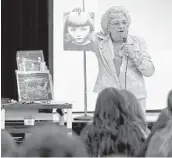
[94,6,155,113]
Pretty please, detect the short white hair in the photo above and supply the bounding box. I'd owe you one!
[101,6,131,34]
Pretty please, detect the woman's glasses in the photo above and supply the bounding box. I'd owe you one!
[109,20,129,27]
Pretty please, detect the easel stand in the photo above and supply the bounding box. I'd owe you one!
[73,0,93,121]
[74,51,92,121]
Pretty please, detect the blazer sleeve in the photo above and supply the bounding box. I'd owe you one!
[133,38,155,77]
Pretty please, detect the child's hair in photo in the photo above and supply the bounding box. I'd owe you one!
[64,7,94,42]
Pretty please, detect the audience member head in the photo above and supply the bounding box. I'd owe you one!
[81,87,145,157]
[145,119,172,157]
[161,120,172,157]
[135,90,172,157]
[1,130,18,157]
[19,124,88,157]
[152,89,172,132]
[120,89,147,130]
[93,87,131,126]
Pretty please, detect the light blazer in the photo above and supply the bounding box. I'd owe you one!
[93,33,155,99]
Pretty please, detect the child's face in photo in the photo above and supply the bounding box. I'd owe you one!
[67,25,91,44]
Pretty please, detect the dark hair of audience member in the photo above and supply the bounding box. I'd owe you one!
[1,130,18,157]
[19,124,88,157]
[80,87,145,157]
[120,90,148,133]
[151,89,172,133]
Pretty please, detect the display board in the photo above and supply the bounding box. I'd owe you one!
[16,71,53,101]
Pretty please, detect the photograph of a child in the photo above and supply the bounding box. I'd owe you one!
[63,8,95,51]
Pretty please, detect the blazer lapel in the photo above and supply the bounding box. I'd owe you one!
[98,37,120,85]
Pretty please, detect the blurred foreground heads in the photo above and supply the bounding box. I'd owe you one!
[19,124,88,157]
[1,130,18,157]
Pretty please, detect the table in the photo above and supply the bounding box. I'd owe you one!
[1,102,72,133]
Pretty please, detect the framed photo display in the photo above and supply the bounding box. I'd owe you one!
[16,71,53,102]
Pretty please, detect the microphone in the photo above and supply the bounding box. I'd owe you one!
[123,37,128,56]
[123,37,128,89]
[123,37,127,43]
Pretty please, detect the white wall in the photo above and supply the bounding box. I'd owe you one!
[53,0,172,112]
